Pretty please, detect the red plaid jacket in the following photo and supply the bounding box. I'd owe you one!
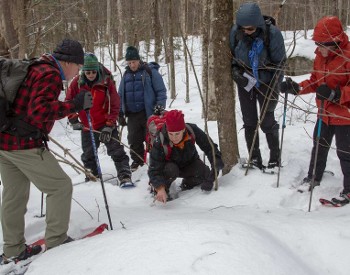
[0,54,76,150]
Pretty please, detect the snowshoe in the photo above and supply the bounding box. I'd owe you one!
[239,157,265,170]
[297,176,320,193]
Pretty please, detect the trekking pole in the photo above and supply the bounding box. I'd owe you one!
[86,111,114,230]
[34,193,45,218]
[308,100,324,212]
[40,193,45,217]
[276,78,290,187]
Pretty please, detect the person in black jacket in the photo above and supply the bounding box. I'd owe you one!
[229,2,286,171]
[148,110,224,203]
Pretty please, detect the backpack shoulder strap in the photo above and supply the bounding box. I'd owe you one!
[185,124,196,144]
[158,126,172,160]
[143,63,153,78]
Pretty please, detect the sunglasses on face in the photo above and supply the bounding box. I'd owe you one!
[315,41,338,48]
[241,26,256,32]
[85,70,97,75]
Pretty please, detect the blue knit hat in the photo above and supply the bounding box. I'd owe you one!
[236,3,265,28]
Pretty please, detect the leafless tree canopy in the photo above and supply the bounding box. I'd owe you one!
[1,0,348,58]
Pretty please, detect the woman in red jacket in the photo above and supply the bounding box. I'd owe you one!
[281,16,350,203]
[66,53,132,187]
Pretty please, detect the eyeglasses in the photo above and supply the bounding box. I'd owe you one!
[241,26,256,32]
[315,42,338,49]
[85,70,97,75]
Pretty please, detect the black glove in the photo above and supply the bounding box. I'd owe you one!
[201,180,213,192]
[118,116,127,126]
[99,126,114,143]
[203,157,224,191]
[316,84,341,102]
[153,105,165,115]
[69,118,83,130]
[280,78,300,95]
[211,156,225,173]
[232,69,249,87]
[73,90,93,111]
[209,157,224,180]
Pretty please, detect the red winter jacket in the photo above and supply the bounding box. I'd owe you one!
[299,16,350,126]
[0,54,76,150]
[66,66,120,130]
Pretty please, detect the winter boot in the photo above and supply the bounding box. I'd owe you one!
[332,191,350,206]
[266,131,280,169]
[251,155,264,170]
[297,176,320,192]
[1,244,42,264]
[131,161,144,172]
[119,176,134,188]
[244,126,264,169]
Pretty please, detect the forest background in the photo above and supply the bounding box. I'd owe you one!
[0,0,348,174]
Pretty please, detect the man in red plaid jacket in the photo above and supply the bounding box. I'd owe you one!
[0,39,92,264]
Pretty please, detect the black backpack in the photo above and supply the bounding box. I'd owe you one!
[0,58,50,134]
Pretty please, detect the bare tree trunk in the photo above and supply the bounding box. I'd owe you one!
[181,0,190,103]
[201,0,210,117]
[15,0,29,58]
[106,0,111,41]
[0,1,19,58]
[308,0,317,27]
[151,0,162,63]
[209,0,238,174]
[80,0,96,53]
[168,0,176,99]
[117,0,124,60]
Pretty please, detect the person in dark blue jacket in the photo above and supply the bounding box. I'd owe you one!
[118,46,167,171]
[229,2,286,171]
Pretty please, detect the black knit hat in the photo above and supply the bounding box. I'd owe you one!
[52,39,84,65]
[125,46,140,61]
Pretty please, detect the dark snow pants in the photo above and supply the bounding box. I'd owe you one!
[81,126,131,180]
[162,158,211,190]
[127,111,147,164]
[308,121,350,192]
[237,84,280,162]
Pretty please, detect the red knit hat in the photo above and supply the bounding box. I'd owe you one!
[165,110,185,132]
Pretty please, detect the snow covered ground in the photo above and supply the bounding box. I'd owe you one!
[1,32,350,275]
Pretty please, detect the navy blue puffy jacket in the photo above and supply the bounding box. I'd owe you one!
[119,62,167,118]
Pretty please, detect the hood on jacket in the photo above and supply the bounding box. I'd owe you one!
[313,16,348,48]
[236,2,265,29]
[145,61,160,71]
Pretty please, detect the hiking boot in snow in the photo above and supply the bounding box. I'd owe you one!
[251,157,264,170]
[180,179,198,191]
[1,244,42,264]
[119,177,134,188]
[267,160,279,169]
[332,191,350,205]
[131,161,144,172]
[47,236,74,250]
[62,236,74,245]
[298,176,320,192]
[263,160,280,174]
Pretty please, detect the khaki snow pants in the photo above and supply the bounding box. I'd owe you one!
[0,147,72,257]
